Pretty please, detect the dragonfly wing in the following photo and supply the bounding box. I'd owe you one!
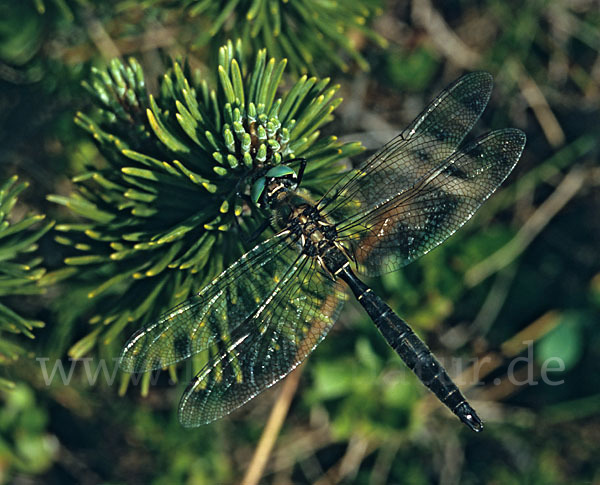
[120,231,302,373]
[338,129,526,275]
[178,254,346,427]
[318,72,493,221]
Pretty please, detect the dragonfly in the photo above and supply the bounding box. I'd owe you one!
[120,72,526,432]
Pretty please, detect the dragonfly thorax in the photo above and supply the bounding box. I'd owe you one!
[287,204,350,275]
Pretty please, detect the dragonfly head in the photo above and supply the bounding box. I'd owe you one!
[250,165,299,209]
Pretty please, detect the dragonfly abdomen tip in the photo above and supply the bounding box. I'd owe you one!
[456,402,484,432]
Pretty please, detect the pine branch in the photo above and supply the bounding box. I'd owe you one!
[125,0,387,73]
[202,0,388,72]
[50,40,365,359]
[0,176,53,390]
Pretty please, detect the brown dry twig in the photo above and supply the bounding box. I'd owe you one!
[411,0,481,69]
[243,365,304,485]
[509,60,566,148]
[465,166,588,287]
[313,434,371,485]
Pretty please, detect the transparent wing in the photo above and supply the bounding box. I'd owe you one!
[337,129,526,275]
[178,254,346,427]
[318,71,493,221]
[120,231,303,373]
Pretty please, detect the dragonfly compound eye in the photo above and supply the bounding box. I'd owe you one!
[250,177,267,207]
[265,165,297,180]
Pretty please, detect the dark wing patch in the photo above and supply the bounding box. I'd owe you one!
[337,129,526,275]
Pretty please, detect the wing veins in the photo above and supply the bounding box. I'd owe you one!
[178,254,345,426]
[120,231,301,372]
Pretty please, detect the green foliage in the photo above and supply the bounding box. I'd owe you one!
[384,46,440,92]
[156,0,387,73]
[0,176,53,390]
[0,383,57,475]
[0,2,44,67]
[537,311,585,371]
[50,40,364,358]
[307,336,422,440]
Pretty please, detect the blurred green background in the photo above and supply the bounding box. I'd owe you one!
[1,0,599,484]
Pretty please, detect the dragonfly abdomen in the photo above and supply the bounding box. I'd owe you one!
[338,265,483,432]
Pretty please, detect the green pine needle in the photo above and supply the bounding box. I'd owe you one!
[184,0,388,73]
[0,176,53,387]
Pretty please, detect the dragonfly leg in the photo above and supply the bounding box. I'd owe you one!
[284,157,307,186]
